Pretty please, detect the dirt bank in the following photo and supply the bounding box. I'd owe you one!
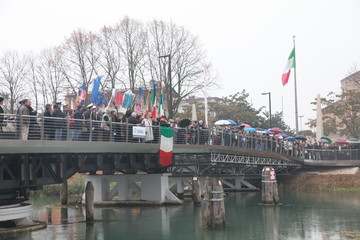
[278,167,360,192]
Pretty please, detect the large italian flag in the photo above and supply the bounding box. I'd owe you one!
[159,127,173,166]
[281,47,296,86]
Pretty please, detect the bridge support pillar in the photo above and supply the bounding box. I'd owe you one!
[84,173,181,205]
[221,177,257,191]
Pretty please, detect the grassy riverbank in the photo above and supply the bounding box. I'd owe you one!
[278,174,360,192]
[30,173,85,198]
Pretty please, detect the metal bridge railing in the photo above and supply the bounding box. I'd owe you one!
[0,113,359,160]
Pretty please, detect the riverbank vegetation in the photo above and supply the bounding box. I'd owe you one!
[30,174,85,198]
[279,174,360,192]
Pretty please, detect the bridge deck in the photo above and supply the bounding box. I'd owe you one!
[0,140,303,164]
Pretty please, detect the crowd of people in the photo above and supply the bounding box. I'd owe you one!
[0,97,359,160]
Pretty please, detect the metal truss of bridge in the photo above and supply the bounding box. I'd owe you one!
[168,151,301,178]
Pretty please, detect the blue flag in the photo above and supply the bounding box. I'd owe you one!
[91,76,102,104]
[95,92,105,106]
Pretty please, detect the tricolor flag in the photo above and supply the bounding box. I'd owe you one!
[281,47,296,86]
[158,93,165,117]
[159,127,173,166]
[151,84,157,118]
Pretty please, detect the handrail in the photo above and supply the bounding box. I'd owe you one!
[0,113,359,160]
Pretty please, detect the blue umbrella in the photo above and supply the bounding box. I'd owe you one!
[265,130,274,134]
[285,137,296,141]
[278,133,288,137]
[226,119,237,125]
[244,128,256,133]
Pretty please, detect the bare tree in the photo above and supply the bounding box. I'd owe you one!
[0,51,28,113]
[60,29,100,103]
[146,20,215,114]
[97,25,125,90]
[36,48,66,104]
[27,54,41,111]
[113,17,147,91]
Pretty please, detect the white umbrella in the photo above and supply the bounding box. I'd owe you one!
[214,120,231,125]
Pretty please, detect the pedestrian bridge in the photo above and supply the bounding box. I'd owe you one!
[0,115,359,202]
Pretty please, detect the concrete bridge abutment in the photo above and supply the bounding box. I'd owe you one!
[83,173,181,205]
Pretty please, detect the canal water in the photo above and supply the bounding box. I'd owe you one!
[6,191,360,240]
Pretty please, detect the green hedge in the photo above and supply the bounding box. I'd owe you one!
[31,174,85,197]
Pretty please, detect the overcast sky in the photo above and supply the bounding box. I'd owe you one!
[1,0,360,130]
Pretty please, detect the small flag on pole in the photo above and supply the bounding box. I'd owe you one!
[158,93,165,117]
[135,87,143,114]
[77,82,86,104]
[151,84,157,118]
[281,47,296,86]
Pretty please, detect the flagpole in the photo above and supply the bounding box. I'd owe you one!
[203,69,209,126]
[293,35,299,134]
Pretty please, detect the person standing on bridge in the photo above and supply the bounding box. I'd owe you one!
[73,105,84,141]
[141,112,153,143]
[43,104,53,140]
[0,97,4,138]
[17,99,31,140]
[52,103,65,141]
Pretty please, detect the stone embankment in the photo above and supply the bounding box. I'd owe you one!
[278,167,360,191]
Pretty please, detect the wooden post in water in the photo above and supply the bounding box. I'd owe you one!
[192,176,201,206]
[85,181,94,221]
[203,177,213,227]
[213,178,226,228]
[60,181,68,205]
[261,167,279,205]
[203,177,226,228]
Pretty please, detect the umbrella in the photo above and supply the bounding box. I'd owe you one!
[278,133,288,138]
[269,128,283,134]
[240,124,252,129]
[319,136,331,144]
[226,119,237,125]
[256,130,266,134]
[347,138,360,144]
[178,118,191,128]
[214,120,231,125]
[320,136,332,144]
[255,128,265,131]
[335,139,348,144]
[285,137,296,141]
[265,130,274,134]
[275,135,283,139]
[295,135,307,141]
[244,128,256,133]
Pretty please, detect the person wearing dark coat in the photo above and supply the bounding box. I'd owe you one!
[52,104,64,140]
[27,105,38,140]
[0,97,4,126]
[73,105,84,141]
[43,104,53,140]
[0,97,4,138]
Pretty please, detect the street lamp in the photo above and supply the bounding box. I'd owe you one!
[158,54,172,119]
[261,92,272,128]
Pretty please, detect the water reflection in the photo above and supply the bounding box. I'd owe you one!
[262,206,280,240]
[5,192,360,240]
